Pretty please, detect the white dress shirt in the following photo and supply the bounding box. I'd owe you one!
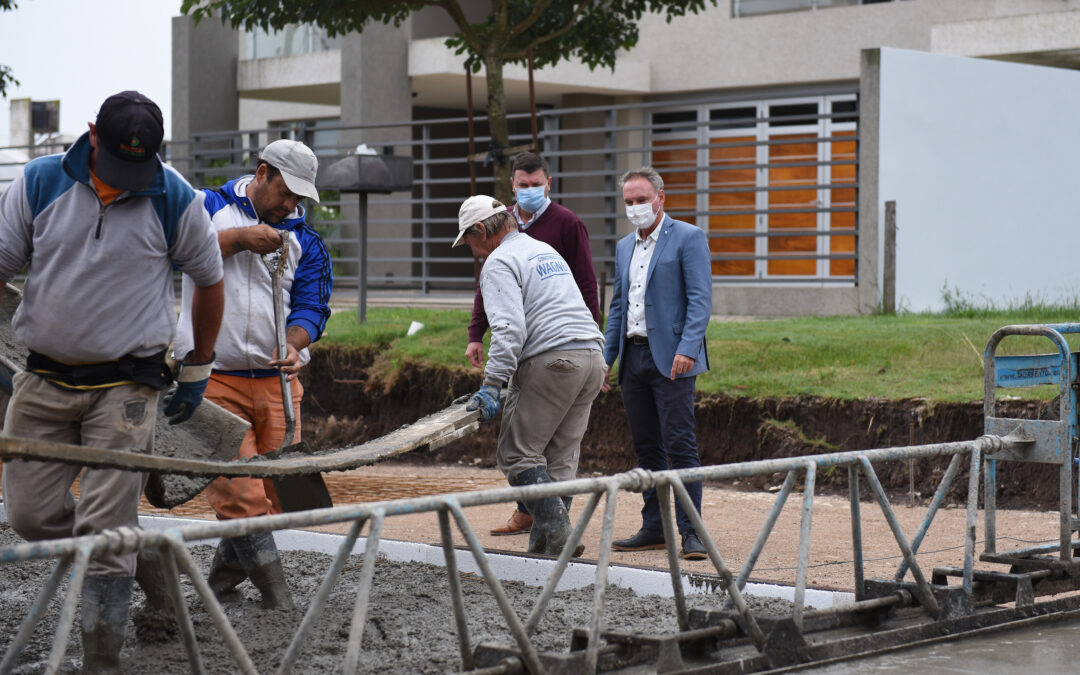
[626,224,661,338]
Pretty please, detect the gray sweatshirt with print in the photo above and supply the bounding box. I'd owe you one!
[481,231,603,386]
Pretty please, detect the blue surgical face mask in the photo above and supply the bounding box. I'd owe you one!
[515,185,549,214]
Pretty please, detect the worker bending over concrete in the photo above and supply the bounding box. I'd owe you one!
[455,195,605,556]
[174,139,332,609]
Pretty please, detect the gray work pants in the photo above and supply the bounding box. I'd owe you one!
[497,348,605,482]
[1,372,158,576]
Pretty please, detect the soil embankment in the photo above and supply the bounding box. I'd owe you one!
[301,346,1058,509]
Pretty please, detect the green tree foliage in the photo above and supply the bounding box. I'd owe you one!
[180,0,716,202]
[0,1,19,98]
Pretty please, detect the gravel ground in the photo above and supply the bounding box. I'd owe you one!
[0,525,791,674]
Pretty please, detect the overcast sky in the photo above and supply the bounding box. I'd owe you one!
[0,0,181,146]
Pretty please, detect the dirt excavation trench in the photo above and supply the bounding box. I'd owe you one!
[302,346,1060,509]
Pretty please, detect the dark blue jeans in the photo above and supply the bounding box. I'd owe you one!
[620,340,703,535]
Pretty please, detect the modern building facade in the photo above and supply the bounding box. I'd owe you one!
[171,0,1080,315]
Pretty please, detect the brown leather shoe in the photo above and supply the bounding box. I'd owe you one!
[490,509,532,536]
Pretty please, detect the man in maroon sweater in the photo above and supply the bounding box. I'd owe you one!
[466,152,601,536]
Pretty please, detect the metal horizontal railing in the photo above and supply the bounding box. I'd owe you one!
[0,431,1027,674]
[0,92,859,295]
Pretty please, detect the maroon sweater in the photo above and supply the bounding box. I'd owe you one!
[468,201,601,343]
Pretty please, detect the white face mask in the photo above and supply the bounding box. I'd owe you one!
[626,196,658,229]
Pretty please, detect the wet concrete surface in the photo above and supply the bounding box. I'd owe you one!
[810,619,1080,673]
[0,524,793,674]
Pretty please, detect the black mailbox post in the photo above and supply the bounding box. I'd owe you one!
[316,154,413,322]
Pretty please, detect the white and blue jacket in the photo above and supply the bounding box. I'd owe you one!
[173,176,333,374]
[0,133,222,364]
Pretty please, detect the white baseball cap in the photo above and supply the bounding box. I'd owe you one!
[454,195,506,247]
[259,139,320,203]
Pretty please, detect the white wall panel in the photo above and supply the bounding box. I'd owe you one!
[878,47,1080,311]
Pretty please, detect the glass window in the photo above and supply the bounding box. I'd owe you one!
[734,0,903,18]
[768,103,819,127]
[652,111,699,135]
[247,24,341,59]
[709,106,757,132]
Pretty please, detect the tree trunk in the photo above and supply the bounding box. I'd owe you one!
[484,52,513,205]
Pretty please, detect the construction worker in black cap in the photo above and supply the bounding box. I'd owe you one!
[0,90,225,673]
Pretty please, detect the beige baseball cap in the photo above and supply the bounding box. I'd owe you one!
[454,195,506,247]
[259,139,320,203]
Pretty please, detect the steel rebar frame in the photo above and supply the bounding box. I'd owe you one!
[0,434,1025,674]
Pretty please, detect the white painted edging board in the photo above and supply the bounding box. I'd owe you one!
[0,507,850,610]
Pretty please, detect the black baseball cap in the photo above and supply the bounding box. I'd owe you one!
[94,91,164,191]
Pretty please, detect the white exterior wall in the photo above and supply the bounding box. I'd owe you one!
[635,0,1080,91]
[876,47,1080,311]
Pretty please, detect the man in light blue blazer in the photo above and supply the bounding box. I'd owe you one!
[603,166,712,560]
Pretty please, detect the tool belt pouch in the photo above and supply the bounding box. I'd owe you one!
[27,350,174,391]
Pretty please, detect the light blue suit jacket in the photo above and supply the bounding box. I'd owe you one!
[603,214,712,381]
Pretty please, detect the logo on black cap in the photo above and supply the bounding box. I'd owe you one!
[94,91,164,191]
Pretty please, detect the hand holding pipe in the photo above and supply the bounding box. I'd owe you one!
[262,230,296,451]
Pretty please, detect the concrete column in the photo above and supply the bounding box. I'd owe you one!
[856,48,882,315]
[171,15,239,176]
[339,23,414,289]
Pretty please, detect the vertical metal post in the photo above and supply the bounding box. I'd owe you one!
[848,465,864,600]
[1061,444,1073,562]
[421,124,431,294]
[357,192,368,322]
[657,484,689,631]
[344,510,385,674]
[437,509,474,671]
[604,109,618,280]
[436,509,475,669]
[586,484,620,673]
[793,462,817,631]
[158,538,206,675]
[964,445,982,594]
[447,501,543,674]
[883,200,896,314]
[985,457,997,553]
[527,48,539,150]
[543,114,561,194]
[466,68,477,196]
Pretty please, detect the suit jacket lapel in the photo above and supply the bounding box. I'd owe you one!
[645,214,673,288]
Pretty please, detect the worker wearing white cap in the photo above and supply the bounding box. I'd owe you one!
[173,138,333,609]
[455,195,605,558]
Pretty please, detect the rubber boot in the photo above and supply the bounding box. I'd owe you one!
[132,549,177,643]
[207,538,248,601]
[513,467,573,557]
[81,575,133,674]
[229,532,295,610]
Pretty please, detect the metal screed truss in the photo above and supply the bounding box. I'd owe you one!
[4,323,1080,672]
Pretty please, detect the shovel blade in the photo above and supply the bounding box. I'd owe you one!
[273,473,333,512]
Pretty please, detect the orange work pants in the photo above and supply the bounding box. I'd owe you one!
[203,373,303,520]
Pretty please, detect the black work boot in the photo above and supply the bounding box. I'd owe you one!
[513,467,577,558]
[81,575,133,674]
[229,532,295,610]
[132,549,177,643]
[207,538,248,601]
